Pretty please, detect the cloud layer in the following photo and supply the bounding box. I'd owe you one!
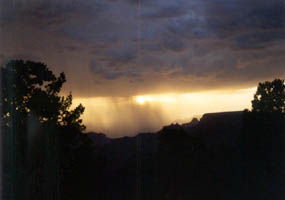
[1,0,285,97]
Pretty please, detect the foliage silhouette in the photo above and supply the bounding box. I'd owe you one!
[251,79,285,113]
[1,60,86,132]
[1,60,90,200]
[242,78,285,200]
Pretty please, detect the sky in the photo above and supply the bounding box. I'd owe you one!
[1,0,285,137]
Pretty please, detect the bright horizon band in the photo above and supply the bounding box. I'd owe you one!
[72,87,256,137]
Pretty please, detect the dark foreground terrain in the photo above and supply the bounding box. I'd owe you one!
[2,111,285,200]
[82,111,285,200]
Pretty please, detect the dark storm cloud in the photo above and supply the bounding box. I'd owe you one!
[89,43,142,80]
[142,5,188,19]
[127,0,157,6]
[1,0,285,96]
[199,0,285,37]
[100,44,137,64]
[233,31,285,49]
[216,56,285,83]
[166,13,208,39]
[241,2,285,29]
[162,37,186,52]
[0,0,107,19]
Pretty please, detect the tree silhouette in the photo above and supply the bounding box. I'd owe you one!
[242,79,285,200]
[1,60,86,131]
[251,79,285,113]
[1,60,87,200]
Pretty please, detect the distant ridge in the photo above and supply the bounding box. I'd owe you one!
[188,111,244,146]
[87,132,111,146]
[87,111,244,146]
[201,111,243,119]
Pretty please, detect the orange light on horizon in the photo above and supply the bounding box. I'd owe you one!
[73,87,257,137]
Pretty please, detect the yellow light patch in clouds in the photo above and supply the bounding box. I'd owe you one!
[135,94,175,105]
[135,96,153,104]
[73,87,256,137]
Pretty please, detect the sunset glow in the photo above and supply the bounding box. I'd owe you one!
[135,96,153,104]
[135,95,175,105]
[73,87,256,137]
[3,0,285,138]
